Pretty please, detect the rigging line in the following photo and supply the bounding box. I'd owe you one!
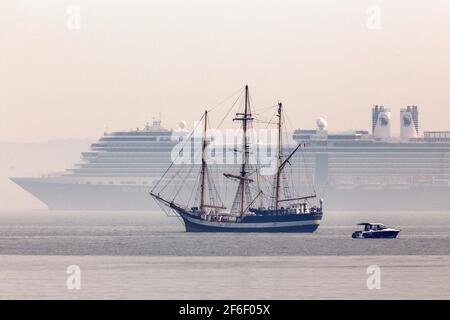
[252,104,279,114]
[283,108,311,196]
[207,86,246,113]
[187,168,202,207]
[155,198,181,222]
[206,169,214,206]
[283,113,290,145]
[282,116,294,194]
[207,120,223,205]
[158,200,185,224]
[207,166,223,207]
[153,113,205,194]
[284,108,298,144]
[211,167,224,207]
[253,119,279,125]
[159,160,189,195]
[264,108,279,129]
[259,172,272,194]
[158,169,179,196]
[170,144,201,199]
[216,89,245,130]
[248,89,255,114]
[288,118,314,196]
[204,119,225,208]
[162,163,195,202]
[299,142,315,195]
[172,158,198,202]
[253,106,279,124]
[193,174,201,208]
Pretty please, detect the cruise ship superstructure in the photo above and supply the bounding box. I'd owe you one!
[11,106,450,211]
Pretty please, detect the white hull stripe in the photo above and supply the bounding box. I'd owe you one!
[183,215,321,228]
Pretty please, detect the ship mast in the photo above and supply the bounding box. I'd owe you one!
[241,86,249,214]
[228,85,253,216]
[273,103,316,206]
[199,110,208,213]
[275,102,282,210]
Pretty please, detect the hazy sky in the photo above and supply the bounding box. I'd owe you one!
[1,0,450,142]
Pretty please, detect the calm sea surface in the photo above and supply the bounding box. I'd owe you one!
[0,210,449,299]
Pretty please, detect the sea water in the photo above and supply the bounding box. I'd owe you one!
[0,210,449,299]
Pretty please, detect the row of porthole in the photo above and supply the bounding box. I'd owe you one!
[83,181,149,185]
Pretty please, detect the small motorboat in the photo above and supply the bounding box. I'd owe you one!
[352,222,400,239]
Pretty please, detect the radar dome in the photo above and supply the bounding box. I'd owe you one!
[171,120,189,141]
[316,117,328,130]
[178,120,187,129]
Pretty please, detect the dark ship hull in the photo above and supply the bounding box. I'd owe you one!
[178,210,323,233]
[364,230,399,238]
[355,230,400,239]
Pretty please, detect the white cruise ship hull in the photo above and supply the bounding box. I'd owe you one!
[10,177,155,210]
[11,176,450,211]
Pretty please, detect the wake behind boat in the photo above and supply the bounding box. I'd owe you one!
[150,85,324,233]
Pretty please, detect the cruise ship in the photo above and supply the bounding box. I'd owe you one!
[10,106,450,211]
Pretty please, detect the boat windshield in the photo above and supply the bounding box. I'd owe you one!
[362,224,386,231]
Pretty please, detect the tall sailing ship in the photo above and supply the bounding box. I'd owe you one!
[150,86,324,232]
